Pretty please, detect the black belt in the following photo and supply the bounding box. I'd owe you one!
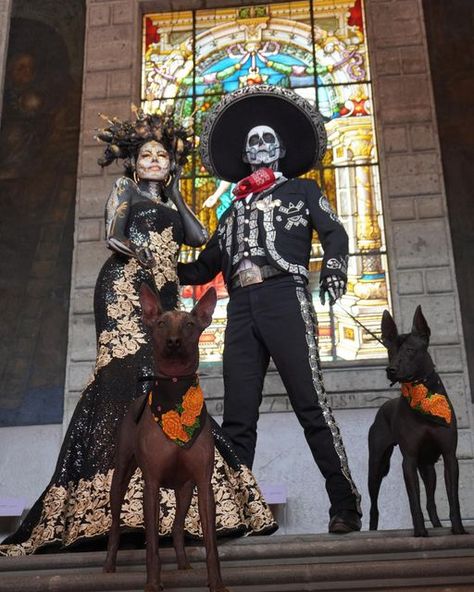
[230,265,284,290]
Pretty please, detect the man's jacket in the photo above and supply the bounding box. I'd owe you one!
[177,178,349,288]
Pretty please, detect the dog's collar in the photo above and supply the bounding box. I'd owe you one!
[140,373,199,385]
[410,369,438,387]
[391,369,438,388]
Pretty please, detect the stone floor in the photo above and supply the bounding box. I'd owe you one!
[1,528,474,591]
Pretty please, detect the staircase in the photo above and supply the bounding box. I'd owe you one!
[1,528,474,591]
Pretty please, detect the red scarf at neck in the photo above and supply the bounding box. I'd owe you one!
[232,168,276,201]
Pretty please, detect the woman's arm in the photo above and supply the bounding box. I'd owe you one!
[163,166,209,247]
[105,177,155,267]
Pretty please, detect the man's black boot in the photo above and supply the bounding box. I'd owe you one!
[328,510,362,534]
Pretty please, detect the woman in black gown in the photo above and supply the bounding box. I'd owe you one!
[0,111,276,556]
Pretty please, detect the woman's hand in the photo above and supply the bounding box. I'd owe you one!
[161,164,209,247]
[162,165,183,205]
[130,243,156,269]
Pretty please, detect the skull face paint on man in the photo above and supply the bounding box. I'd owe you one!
[136,140,171,182]
[243,125,286,171]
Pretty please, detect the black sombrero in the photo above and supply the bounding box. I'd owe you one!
[200,85,327,183]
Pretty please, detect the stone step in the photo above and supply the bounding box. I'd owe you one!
[1,529,473,591]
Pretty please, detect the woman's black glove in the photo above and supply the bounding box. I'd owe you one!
[163,165,208,247]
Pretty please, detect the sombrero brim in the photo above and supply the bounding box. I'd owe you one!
[200,85,327,182]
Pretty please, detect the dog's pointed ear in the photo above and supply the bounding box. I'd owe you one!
[191,287,217,329]
[381,309,398,346]
[139,283,163,327]
[412,305,431,344]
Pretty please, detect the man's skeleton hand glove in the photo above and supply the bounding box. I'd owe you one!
[319,274,347,306]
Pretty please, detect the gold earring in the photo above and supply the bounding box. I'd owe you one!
[133,170,139,184]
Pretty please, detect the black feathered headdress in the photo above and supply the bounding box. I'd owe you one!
[95,106,193,170]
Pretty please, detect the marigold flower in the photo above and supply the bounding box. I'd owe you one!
[401,383,412,398]
[177,426,190,442]
[181,409,198,427]
[182,385,204,416]
[427,394,452,424]
[161,410,184,440]
[419,397,431,412]
[410,383,428,405]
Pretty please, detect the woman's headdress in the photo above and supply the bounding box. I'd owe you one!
[95,105,193,169]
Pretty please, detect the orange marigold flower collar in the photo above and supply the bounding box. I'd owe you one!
[401,378,452,425]
[147,375,207,447]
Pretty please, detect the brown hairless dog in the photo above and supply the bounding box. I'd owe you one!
[103,283,229,592]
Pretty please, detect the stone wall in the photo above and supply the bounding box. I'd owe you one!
[423,0,474,401]
[64,0,140,423]
[364,0,473,453]
[61,0,474,531]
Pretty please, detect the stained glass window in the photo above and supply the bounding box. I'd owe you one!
[142,0,391,363]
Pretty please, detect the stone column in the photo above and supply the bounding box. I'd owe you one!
[63,0,139,428]
[0,0,12,123]
[365,0,474,517]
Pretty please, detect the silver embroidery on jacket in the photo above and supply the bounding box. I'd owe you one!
[232,201,265,265]
[217,212,234,257]
[285,215,308,230]
[262,206,308,277]
[326,255,348,274]
[319,194,343,225]
[295,286,361,513]
[279,200,304,215]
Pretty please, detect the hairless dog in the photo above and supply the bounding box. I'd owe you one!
[368,306,465,537]
[104,284,229,592]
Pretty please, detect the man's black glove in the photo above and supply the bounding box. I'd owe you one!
[319,274,347,306]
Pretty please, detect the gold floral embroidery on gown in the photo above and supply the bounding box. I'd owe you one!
[1,452,275,557]
[0,200,276,557]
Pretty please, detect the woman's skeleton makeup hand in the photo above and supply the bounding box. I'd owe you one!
[243,125,286,170]
[319,274,347,306]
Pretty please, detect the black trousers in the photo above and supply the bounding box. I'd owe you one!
[222,274,361,516]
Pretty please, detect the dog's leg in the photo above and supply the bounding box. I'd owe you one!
[104,452,138,572]
[402,455,427,537]
[368,417,395,530]
[443,453,467,535]
[196,476,228,592]
[173,481,194,570]
[418,463,442,528]
[143,480,162,592]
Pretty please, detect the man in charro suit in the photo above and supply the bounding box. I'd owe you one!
[178,85,362,533]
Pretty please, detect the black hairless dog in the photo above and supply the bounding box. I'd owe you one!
[368,306,465,537]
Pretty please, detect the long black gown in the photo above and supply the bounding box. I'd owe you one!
[0,179,276,556]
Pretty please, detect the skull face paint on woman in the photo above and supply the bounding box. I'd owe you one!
[135,140,171,182]
[243,125,286,171]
